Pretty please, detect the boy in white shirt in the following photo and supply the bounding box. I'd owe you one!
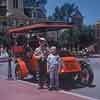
[47,46,62,90]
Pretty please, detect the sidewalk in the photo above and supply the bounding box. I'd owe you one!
[0,80,88,100]
[89,54,100,58]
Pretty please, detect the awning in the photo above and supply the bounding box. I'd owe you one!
[7,22,73,34]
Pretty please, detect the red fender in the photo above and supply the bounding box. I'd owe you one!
[11,46,24,54]
[30,54,38,72]
[17,58,28,78]
[60,57,81,73]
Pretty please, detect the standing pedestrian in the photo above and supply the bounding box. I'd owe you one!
[7,47,13,80]
[47,46,63,90]
[34,37,49,89]
[0,45,9,57]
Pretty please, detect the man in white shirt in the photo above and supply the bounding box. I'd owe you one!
[34,37,49,89]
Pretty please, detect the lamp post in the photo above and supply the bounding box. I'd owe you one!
[25,33,30,47]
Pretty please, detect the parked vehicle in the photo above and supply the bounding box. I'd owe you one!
[7,21,94,86]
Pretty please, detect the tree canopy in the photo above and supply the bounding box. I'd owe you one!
[58,25,95,49]
[48,2,79,23]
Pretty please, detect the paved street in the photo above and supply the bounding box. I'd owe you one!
[0,58,100,100]
[0,79,89,100]
[71,58,100,100]
[0,0,100,99]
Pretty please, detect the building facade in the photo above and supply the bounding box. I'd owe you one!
[0,0,47,33]
[0,0,6,16]
[24,0,46,19]
[6,0,35,29]
[94,20,100,53]
[7,0,24,16]
[95,20,100,39]
[0,0,7,32]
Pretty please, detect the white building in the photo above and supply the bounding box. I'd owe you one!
[7,0,24,16]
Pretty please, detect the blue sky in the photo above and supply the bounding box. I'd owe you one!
[46,0,100,25]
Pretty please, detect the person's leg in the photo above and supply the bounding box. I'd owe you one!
[55,67,59,90]
[38,72,44,88]
[37,60,43,88]
[49,69,55,90]
[43,59,48,86]
[38,60,45,88]
[26,63,33,74]
[46,73,49,88]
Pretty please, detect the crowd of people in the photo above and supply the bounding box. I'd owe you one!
[0,37,64,91]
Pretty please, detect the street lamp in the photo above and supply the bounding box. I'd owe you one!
[26,33,30,39]
[25,33,31,47]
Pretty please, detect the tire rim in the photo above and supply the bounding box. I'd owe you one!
[80,68,89,84]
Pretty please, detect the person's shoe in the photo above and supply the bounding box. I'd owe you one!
[38,86,44,89]
[24,74,33,80]
[48,87,54,91]
[55,88,60,91]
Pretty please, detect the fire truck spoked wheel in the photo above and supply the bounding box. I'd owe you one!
[78,63,94,86]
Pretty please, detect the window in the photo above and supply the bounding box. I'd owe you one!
[24,0,33,7]
[0,6,6,16]
[96,30,100,38]
[24,8,32,17]
[13,0,18,8]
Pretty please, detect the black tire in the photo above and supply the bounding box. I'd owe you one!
[15,64,23,80]
[78,62,94,86]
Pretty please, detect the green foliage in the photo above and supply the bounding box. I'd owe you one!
[58,29,80,45]
[41,0,47,5]
[79,25,95,46]
[49,2,78,23]
[58,25,95,48]
[0,35,11,46]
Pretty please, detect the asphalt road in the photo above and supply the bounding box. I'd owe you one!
[71,58,100,100]
[0,58,100,100]
[0,61,15,79]
[0,79,88,100]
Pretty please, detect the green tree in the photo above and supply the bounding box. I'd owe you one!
[79,25,95,47]
[0,34,11,46]
[61,3,78,22]
[58,29,80,47]
[49,2,78,23]
[53,6,63,21]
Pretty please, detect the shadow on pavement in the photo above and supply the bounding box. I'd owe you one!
[23,77,96,91]
[59,79,96,91]
[59,80,84,91]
